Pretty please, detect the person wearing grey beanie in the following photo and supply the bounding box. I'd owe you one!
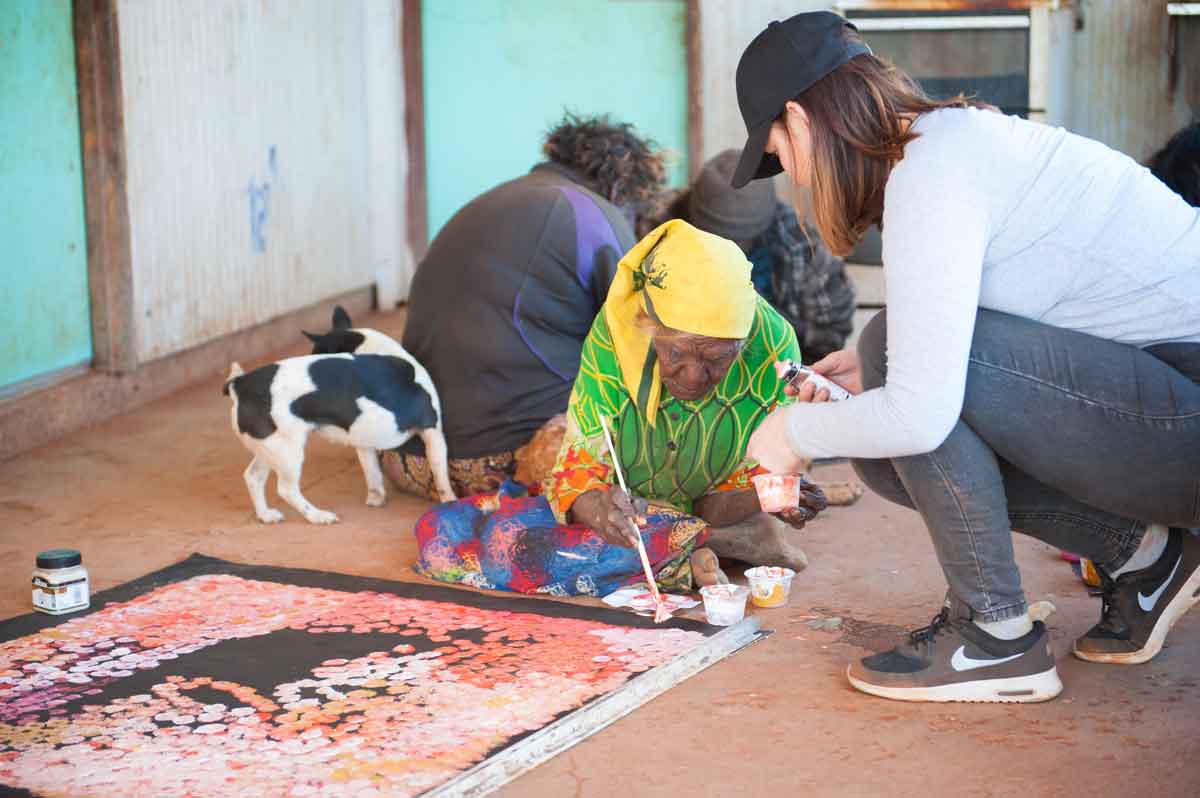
[688,150,778,242]
[661,148,855,362]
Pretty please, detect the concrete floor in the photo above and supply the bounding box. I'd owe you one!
[1,307,1197,797]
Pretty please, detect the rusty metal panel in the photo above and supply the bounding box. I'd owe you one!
[1182,15,1200,113]
[116,1,384,362]
[1068,0,1192,162]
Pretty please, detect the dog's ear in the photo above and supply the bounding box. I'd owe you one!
[305,330,334,354]
[223,362,244,395]
[332,305,352,330]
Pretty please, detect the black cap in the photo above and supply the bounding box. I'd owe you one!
[732,12,872,188]
[37,548,82,569]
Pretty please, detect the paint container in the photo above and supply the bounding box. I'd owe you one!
[1077,558,1102,588]
[774,360,852,402]
[700,584,749,626]
[32,549,90,615]
[752,473,801,513]
[744,566,796,609]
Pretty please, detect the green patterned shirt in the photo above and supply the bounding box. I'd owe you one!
[555,296,801,515]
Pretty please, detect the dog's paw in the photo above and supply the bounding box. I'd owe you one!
[306,509,340,525]
[438,491,457,504]
[366,490,387,507]
[257,508,285,524]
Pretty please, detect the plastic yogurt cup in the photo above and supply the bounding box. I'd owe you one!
[752,473,802,513]
[744,566,796,608]
[700,583,750,626]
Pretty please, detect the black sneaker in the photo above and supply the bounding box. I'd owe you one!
[846,608,1062,703]
[1073,528,1200,664]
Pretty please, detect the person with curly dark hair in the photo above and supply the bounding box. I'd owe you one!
[389,114,667,501]
[543,112,669,232]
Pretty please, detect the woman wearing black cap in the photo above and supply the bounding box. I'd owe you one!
[739,11,1200,704]
[662,148,856,363]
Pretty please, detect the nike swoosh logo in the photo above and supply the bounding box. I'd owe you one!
[951,645,1024,672]
[1138,555,1182,612]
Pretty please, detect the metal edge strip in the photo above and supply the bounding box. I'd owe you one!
[425,616,763,798]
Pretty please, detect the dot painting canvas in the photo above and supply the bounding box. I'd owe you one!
[0,555,743,797]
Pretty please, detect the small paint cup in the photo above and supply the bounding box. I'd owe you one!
[752,473,801,513]
[700,584,750,626]
[744,566,796,609]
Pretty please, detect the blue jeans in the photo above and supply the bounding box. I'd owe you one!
[852,310,1200,622]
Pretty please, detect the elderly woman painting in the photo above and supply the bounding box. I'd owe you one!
[413,220,826,597]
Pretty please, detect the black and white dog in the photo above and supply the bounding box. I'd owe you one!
[224,307,454,524]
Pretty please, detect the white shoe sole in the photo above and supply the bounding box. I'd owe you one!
[1072,565,1200,665]
[846,665,1064,703]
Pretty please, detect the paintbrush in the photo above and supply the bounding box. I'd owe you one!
[597,414,671,623]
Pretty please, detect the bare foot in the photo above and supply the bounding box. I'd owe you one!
[707,515,809,572]
[689,547,729,588]
[816,480,864,507]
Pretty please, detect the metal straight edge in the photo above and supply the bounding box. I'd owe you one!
[424,616,763,798]
[1027,3,1052,124]
[851,15,1030,31]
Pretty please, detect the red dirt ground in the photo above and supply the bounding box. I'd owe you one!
[1,307,1196,797]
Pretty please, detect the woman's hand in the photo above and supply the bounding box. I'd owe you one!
[773,477,828,529]
[569,488,647,548]
[786,349,863,402]
[746,406,809,474]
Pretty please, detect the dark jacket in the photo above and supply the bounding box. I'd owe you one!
[403,163,636,458]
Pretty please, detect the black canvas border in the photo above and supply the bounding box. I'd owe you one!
[2,553,716,641]
[0,554,739,798]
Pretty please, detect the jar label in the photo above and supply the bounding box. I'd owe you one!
[32,578,89,613]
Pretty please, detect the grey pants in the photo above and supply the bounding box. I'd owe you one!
[852,310,1200,622]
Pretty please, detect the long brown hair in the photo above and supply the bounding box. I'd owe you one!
[792,44,983,256]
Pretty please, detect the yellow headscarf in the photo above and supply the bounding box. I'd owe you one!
[603,219,759,423]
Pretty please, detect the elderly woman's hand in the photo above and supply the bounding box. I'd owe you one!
[569,488,648,548]
[773,477,828,529]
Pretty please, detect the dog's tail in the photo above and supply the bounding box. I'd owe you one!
[222,361,244,396]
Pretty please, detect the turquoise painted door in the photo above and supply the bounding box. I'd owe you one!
[422,0,688,240]
[0,0,91,390]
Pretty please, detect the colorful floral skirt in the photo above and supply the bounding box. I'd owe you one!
[414,482,710,597]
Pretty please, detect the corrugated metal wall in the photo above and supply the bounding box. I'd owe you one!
[698,1,1194,166]
[697,0,830,166]
[1067,0,1193,163]
[117,0,404,363]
